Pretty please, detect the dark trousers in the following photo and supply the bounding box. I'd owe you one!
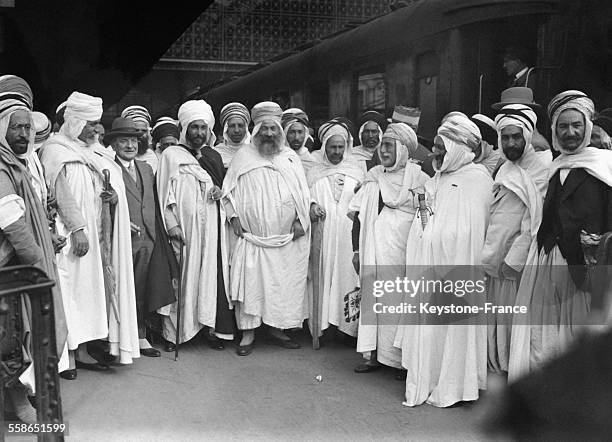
[132,235,154,339]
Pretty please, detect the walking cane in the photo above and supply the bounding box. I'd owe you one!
[175,239,183,361]
[310,220,324,349]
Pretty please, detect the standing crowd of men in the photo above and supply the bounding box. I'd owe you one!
[1,70,611,423]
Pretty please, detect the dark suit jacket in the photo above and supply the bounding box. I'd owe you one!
[508,67,537,92]
[537,169,612,287]
[115,157,156,243]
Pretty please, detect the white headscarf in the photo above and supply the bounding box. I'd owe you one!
[177,99,216,146]
[59,91,103,142]
[436,116,478,173]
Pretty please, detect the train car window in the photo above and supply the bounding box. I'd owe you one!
[357,73,385,113]
[416,51,440,141]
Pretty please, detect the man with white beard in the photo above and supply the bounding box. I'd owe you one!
[349,122,428,377]
[223,101,311,356]
[41,91,139,378]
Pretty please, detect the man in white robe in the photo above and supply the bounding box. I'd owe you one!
[223,101,311,355]
[281,108,316,173]
[508,91,612,381]
[349,123,428,376]
[157,99,234,349]
[394,113,493,407]
[214,102,251,169]
[307,120,364,339]
[482,105,551,372]
[40,92,139,377]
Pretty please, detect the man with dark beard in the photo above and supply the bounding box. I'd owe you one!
[223,101,311,356]
[157,100,234,351]
[281,108,315,173]
[122,105,158,172]
[352,110,388,170]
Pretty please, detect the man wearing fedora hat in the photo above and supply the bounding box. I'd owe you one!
[107,117,163,357]
[493,87,551,154]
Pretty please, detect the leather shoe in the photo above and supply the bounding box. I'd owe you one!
[204,334,225,350]
[354,363,382,373]
[268,334,301,349]
[140,347,161,357]
[164,341,176,352]
[89,347,117,364]
[236,341,255,356]
[75,360,110,371]
[59,369,77,380]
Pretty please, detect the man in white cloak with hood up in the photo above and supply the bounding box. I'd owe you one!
[394,112,493,407]
[223,101,311,356]
[306,119,364,340]
[481,104,551,373]
[40,91,139,378]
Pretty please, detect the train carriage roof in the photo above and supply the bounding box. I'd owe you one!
[203,0,559,106]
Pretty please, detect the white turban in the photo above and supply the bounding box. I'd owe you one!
[59,91,103,142]
[438,112,482,153]
[178,99,216,146]
[382,123,418,172]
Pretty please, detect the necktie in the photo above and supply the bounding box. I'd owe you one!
[128,162,137,182]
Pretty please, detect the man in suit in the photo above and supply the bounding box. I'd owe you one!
[508,91,612,381]
[106,117,161,357]
[503,46,536,92]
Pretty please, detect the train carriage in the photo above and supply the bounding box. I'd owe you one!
[202,0,612,142]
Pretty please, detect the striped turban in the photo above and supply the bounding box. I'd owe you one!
[358,110,387,131]
[151,116,179,144]
[471,114,498,147]
[0,75,34,158]
[495,104,537,157]
[178,99,216,146]
[383,123,418,172]
[547,90,594,154]
[281,108,309,130]
[283,108,309,124]
[438,111,481,152]
[32,111,52,145]
[251,101,283,126]
[121,105,151,127]
[318,120,353,159]
[0,75,33,120]
[220,102,250,128]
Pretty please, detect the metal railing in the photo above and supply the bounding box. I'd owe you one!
[0,266,64,442]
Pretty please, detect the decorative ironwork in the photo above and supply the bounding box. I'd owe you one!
[0,266,64,441]
[164,0,389,63]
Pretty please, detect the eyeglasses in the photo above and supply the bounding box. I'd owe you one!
[8,124,32,132]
